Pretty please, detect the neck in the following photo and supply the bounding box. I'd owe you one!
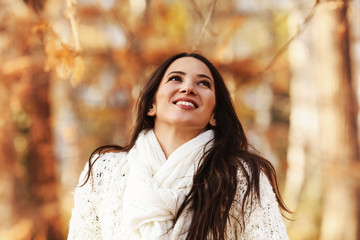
[153,125,204,158]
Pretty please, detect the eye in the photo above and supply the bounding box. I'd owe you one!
[198,80,211,88]
[168,75,182,82]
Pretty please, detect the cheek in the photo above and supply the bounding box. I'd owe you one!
[205,94,216,112]
[154,87,173,110]
[155,92,168,107]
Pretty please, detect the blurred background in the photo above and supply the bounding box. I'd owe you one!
[0,0,359,239]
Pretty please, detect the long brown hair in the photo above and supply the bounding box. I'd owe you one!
[82,52,290,239]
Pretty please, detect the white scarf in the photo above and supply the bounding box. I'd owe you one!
[121,129,214,240]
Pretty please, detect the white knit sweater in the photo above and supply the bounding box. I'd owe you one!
[68,152,289,240]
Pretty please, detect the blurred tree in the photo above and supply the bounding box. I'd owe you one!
[23,67,63,240]
[0,72,18,233]
[23,0,46,12]
[0,1,64,239]
[313,0,359,239]
[285,4,322,239]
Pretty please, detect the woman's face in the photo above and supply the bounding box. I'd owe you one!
[149,57,216,133]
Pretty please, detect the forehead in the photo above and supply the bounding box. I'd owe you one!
[164,57,213,78]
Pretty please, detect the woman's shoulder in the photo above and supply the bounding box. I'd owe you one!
[229,160,288,238]
[234,159,277,202]
[91,151,128,170]
[78,151,129,189]
[92,151,129,176]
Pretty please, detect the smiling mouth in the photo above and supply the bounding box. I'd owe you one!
[174,100,197,108]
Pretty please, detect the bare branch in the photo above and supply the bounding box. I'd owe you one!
[192,0,217,51]
[189,0,206,22]
[241,1,320,83]
[64,0,80,53]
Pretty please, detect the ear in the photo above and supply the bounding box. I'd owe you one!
[209,114,216,127]
[147,104,156,116]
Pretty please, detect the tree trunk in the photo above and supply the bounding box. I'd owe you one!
[0,4,65,236]
[0,76,17,232]
[285,9,323,239]
[23,68,64,240]
[313,1,359,239]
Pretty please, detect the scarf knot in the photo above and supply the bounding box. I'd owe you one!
[121,129,214,239]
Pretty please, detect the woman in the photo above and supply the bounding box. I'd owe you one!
[68,52,290,240]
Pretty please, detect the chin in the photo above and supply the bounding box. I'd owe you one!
[172,120,208,130]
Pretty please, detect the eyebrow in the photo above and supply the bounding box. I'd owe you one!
[166,71,213,82]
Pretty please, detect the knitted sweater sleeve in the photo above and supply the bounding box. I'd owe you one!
[227,171,289,240]
[67,154,107,240]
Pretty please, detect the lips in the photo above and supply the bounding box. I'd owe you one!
[173,98,198,108]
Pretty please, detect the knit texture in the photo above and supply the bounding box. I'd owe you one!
[68,152,289,240]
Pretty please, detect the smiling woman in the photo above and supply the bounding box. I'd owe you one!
[67,52,290,240]
[148,57,216,156]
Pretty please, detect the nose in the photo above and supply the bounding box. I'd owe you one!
[179,81,197,95]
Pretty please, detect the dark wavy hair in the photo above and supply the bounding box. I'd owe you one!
[82,52,290,239]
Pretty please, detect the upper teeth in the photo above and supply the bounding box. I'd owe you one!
[176,101,195,108]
